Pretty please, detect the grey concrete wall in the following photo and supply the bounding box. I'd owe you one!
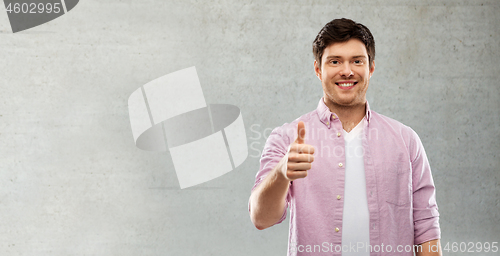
[0,0,498,255]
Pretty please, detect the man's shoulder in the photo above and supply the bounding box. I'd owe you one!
[278,108,318,127]
[369,110,419,140]
[277,108,320,128]
[269,109,319,141]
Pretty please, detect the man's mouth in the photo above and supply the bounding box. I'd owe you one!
[335,82,357,88]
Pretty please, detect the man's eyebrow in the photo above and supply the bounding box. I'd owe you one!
[325,55,367,59]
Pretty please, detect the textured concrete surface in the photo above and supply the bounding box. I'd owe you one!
[0,0,498,255]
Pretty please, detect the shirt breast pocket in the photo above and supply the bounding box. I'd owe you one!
[380,161,412,206]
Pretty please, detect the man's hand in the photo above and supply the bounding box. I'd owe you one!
[416,239,442,256]
[281,121,315,181]
[249,121,315,230]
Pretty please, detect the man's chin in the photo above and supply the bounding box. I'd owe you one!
[328,98,366,108]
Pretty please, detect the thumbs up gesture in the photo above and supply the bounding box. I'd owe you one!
[281,121,315,181]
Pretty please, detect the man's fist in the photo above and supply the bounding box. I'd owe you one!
[281,121,315,181]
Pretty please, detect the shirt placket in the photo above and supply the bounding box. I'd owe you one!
[363,119,381,255]
[330,113,346,254]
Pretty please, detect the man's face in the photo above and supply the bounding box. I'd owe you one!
[314,38,375,108]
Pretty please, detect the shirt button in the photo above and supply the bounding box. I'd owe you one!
[338,163,343,167]
[326,122,329,125]
[337,195,341,200]
[335,227,340,232]
[337,132,341,137]
[332,116,337,119]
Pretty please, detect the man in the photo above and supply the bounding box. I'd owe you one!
[249,18,441,256]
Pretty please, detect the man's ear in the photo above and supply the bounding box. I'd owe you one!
[369,61,375,78]
[314,60,322,81]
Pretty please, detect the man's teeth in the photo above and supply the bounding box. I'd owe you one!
[338,83,354,87]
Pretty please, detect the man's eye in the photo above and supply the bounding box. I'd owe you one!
[354,60,363,64]
[331,60,339,64]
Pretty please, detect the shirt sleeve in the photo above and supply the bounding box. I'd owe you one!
[248,126,292,226]
[409,128,441,245]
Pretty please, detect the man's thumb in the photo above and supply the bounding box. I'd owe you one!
[296,121,306,144]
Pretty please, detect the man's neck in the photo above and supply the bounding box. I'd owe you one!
[324,99,366,133]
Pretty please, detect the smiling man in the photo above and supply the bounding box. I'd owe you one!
[249,18,442,256]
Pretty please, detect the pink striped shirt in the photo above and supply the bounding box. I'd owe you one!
[251,99,440,256]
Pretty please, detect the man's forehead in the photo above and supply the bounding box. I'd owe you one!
[322,39,368,59]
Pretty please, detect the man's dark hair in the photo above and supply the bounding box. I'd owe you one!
[313,18,375,69]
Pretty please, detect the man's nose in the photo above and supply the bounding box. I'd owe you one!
[339,63,353,77]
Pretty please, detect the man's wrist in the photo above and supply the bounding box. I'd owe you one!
[274,155,291,183]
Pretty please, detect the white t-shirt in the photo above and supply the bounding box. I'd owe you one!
[341,119,370,256]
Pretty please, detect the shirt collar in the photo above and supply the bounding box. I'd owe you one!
[365,101,372,122]
[316,97,372,126]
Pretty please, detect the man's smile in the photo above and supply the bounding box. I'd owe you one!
[335,81,358,89]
